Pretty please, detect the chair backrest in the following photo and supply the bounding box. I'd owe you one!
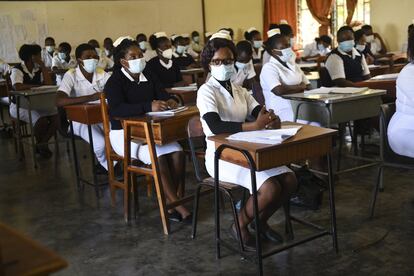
[187,116,207,182]
[318,66,333,87]
[251,82,265,106]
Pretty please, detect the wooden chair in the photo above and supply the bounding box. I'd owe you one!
[100,93,152,221]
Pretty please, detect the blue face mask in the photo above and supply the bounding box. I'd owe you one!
[339,40,354,52]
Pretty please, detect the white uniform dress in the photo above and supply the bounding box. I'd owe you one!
[9,63,49,125]
[260,56,310,122]
[262,51,271,64]
[197,77,292,193]
[143,49,157,62]
[232,60,256,87]
[369,38,383,56]
[51,55,77,85]
[303,41,331,58]
[252,47,264,62]
[41,48,55,68]
[388,63,414,158]
[58,67,110,169]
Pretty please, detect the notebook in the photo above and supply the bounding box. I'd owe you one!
[226,126,302,145]
[146,106,188,116]
[170,86,197,91]
[305,87,369,95]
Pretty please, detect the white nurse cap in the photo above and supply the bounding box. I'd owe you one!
[154,32,168,39]
[113,36,134,47]
[210,32,231,41]
[267,28,281,38]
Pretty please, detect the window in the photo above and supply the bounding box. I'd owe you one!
[297,0,320,48]
[332,0,370,34]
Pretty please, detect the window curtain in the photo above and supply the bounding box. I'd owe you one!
[346,0,358,25]
[306,0,335,35]
[263,0,297,39]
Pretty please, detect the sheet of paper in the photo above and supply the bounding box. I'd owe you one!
[146,106,188,116]
[305,87,369,95]
[170,86,197,91]
[371,73,399,80]
[304,87,332,94]
[226,127,302,145]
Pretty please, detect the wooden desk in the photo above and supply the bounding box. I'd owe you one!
[0,223,67,276]
[121,106,199,234]
[209,123,338,275]
[355,80,396,99]
[165,87,197,105]
[64,103,105,196]
[180,68,204,83]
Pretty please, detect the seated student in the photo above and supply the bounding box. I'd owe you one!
[361,25,387,56]
[172,35,196,69]
[88,39,114,70]
[104,37,191,222]
[136,33,156,61]
[244,27,264,64]
[56,43,110,172]
[103,37,114,60]
[41,37,56,68]
[388,28,414,158]
[147,32,186,88]
[51,42,77,85]
[302,35,332,62]
[197,32,297,250]
[10,44,56,158]
[325,26,371,87]
[354,29,375,64]
[233,40,256,91]
[262,23,281,64]
[260,28,311,122]
[189,31,203,57]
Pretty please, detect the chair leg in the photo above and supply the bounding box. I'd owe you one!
[227,190,244,253]
[370,166,383,219]
[191,185,203,239]
[283,202,294,241]
[337,123,344,172]
[132,174,139,220]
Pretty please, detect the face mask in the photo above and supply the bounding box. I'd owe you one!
[176,45,186,54]
[46,46,55,53]
[365,35,374,43]
[235,61,247,70]
[278,47,295,63]
[193,36,200,43]
[139,41,147,51]
[339,40,355,52]
[81,58,98,73]
[355,44,366,52]
[253,40,263,49]
[127,58,146,74]
[317,44,325,52]
[58,52,66,60]
[290,38,295,48]
[160,48,173,59]
[210,64,235,81]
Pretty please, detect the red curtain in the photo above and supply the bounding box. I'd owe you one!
[306,0,335,35]
[263,0,297,39]
[346,0,358,25]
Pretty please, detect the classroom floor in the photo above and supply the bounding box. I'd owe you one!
[0,128,413,276]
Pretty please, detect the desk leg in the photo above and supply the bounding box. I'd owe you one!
[87,125,99,198]
[327,152,338,253]
[250,167,263,276]
[69,121,81,191]
[123,124,132,223]
[16,97,23,161]
[27,98,37,169]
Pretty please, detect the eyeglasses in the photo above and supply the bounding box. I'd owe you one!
[210,59,234,66]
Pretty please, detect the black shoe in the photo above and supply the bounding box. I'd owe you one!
[168,211,182,222]
[250,223,284,244]
[95,163,108,175]
[229,223,256,252]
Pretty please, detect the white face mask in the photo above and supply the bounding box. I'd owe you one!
[46,46,55,53]
[160,48,173,59]
[176,45,186,54]
[193,36,200,43]
[210,64,235,81]
[253,40,263,49]
[58,52,66,60]
[126,58,146,74]
[235,61,247,70]
[277,47,295,63]
[355,44,366,52]
[139,41,147,51]
[366,35,374,43]
[81,58,98,73]
[317,44,325,52]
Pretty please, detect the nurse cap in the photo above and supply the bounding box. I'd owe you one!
[280,19,289,25]
[154,32,168,39]
[181,33,190,38]
[210,32,232,41]
[113,36,134,47]
[171,34,180,41]
[267,28,281,38]
[247,27,257,33]
[219,29,231,35]
[205,32,213,37]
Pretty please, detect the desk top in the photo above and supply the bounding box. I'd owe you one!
[0,223,67,276]
[165,87,197,95]
[282,89,386,104]
[9,86,58,96]
[180,68,204,74]
[64,103,102,125]
[121,105,199,124]
[298,62,318,69]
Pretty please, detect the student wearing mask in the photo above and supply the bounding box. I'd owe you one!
[233,40,256,91]
[51,42,77,85]
[147,32,186,88]
[302,35,332,62]
[10,44,56,158]
[361,25,387,56]
[197,32,296,250]
[172,35,196,69]
[325,26,371,87]
[41,37,56,68]
[354,29,375,65]
[136,33,156,61]
[244,27,264,64]
[103,37,114,60]
[262,24,280,64]
[105,37,191,223]
[190,31,203,56]
[56,43,111,172]
[388,27,414,158]
[88,39,114,70]
[260,28,311,122]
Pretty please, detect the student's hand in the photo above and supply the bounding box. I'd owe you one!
[265,110,281,130]
[166,99,179,109]
[254,106,273,130]
[152,100,168,111]
[299,82,307,91]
